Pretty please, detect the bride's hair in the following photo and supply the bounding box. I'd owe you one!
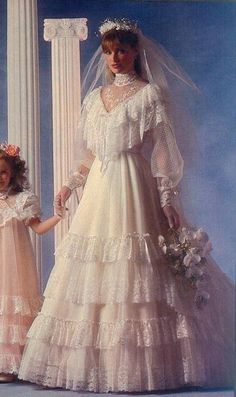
[101,29,142,81]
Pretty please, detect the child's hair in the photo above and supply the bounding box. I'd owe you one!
[101,29,142,80]
[0,146,29,192]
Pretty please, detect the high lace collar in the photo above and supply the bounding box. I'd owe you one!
[114,71,138,86]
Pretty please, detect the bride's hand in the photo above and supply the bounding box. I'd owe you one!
[54,186,71,217]
[163,205,180,230]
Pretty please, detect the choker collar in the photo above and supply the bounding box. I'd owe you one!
[114,71,137,86]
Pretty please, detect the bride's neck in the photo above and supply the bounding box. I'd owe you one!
[113,71,138,86]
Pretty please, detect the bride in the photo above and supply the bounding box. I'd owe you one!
[19,18,234,392]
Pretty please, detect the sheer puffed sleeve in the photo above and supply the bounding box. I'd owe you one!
[20,192,41,225]
[64,91,96,190]
[148,86,184,207]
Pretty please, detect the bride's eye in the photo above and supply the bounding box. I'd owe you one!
[103,50,111,55]
[117,48,126,54]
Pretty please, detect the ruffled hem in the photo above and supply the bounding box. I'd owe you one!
[26,311,231,349]
[48,233,234,325]
[0,295,42,316]
[18,339,233,392]
[27,313,180,348]
[0,354,21,375]
[55,232,160,263]
[48,232,201,310]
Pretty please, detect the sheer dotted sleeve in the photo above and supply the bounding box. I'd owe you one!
[150,117,184,208]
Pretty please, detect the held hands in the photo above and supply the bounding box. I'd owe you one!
[54,186,71,218]
[163,205,180,230]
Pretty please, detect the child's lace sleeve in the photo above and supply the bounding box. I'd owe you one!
[22,192,41,225]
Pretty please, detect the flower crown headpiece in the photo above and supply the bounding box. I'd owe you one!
[0,142,20,157]
[99,18,139,36]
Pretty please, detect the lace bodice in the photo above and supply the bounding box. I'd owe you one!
[0,191,41,227]
[78,82,183,190]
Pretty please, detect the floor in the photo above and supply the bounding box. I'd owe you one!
[0,382,234,397]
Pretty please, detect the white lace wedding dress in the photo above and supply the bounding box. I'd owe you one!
[19,80,234,392]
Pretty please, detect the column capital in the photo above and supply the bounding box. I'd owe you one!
[44,18,88,41]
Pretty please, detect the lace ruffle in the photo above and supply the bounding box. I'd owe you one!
[55,232,160,263]
[0,354,21,375]
[26,311,229,349]
[27,313,179,348]
[48,232,202,311]
[81,84,163,165]
[0,191,41,226]
[18,337,233,391]
[0,295,42,316]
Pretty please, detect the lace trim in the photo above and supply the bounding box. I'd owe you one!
[0,295,42,316]
[55,232,160,263]
[27,313,180,348]
[0,323,30,345]
[27,311,230,350]
[0,191,41,226]
[81,84,163,164]
[18,339,233,391]
[0,354,21,375]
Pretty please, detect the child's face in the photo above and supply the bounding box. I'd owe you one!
[0,158,12,192]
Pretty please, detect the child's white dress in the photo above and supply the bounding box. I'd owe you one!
[0,191,41,374]
[19,84,234,392]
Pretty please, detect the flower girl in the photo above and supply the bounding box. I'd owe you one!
[0,143,61,382]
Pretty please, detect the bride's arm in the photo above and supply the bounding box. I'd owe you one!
[54,91,96,217]
[54,151,95,217]
[150,121,183,229]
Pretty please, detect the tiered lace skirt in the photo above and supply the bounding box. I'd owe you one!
[0,219,41,374]
[19,154,234,391]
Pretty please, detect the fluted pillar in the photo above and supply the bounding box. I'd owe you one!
[7,0,41,285]
[44,18,88,245]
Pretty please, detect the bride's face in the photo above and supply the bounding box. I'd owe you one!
[103,43,138,74]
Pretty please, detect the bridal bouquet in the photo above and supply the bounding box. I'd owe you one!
[158,227,212,309]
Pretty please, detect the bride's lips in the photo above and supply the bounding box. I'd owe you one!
[111,64,121,68]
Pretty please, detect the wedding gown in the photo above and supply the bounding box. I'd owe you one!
[19,82,234,392]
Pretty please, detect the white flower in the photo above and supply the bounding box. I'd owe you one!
[179,227,193,242]
[193,228,209,244]
[169,243,182,257]
[183,250,201,267]
[185,265,203,279]
[158,235,167,254]
[158,235,165,245]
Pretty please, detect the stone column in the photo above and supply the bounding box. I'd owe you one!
[7,0,41,285]
[44,18,88,245]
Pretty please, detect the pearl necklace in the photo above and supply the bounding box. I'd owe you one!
[114,71,137,86]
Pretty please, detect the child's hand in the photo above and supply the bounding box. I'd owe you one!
[54,186,71,217]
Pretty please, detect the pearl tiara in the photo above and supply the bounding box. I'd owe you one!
[99,18,138,36]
